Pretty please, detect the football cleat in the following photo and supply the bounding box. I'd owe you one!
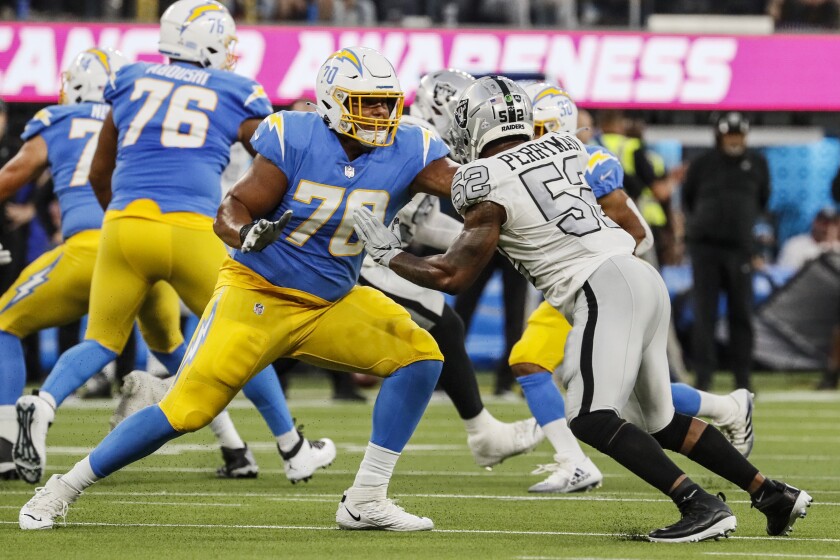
[714,389,754,458]
[336,487,434,531]
[528,456,603,493]
[648,491,737,543]
[217,444,259,479]
[468,417,544,468]
[14,395,54,484]
[19,474,80,530]
[1,437,20,480]
[110,370,173,430]
[751,479,813,536]
[279,434,336,483]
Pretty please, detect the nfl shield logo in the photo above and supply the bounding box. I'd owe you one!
[253,303,264,316]
[344,165,355,179]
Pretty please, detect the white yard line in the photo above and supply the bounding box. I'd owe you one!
[0,520,836,543]
[703,553,840,559]
[114,501,243,507]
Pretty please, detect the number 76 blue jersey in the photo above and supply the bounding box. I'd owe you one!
[234,112,448,302]
[105,61,273,217]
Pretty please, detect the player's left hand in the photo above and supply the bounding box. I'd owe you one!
[0,242,10,265]
[240,210,293,253]
[353,207,402,267]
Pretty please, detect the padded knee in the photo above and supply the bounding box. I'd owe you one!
[569,410,627,453]
[651,412,693,451]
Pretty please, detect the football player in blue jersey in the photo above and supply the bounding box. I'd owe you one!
[19,45,460,532]
[0,48,187,481]
[13,0,333,488]
[505,84,754,493]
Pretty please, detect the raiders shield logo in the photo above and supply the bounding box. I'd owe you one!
[454,99,468,129]
[344,165,355,178]
[433,82,457,107]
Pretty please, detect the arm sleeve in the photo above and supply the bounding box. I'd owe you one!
[586,153,624,199]
[20,109,52,142]
[451,162,512,221]
[239,80,274,120]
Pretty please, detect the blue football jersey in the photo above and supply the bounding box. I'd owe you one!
[585,145,624,200]
[20,102,110,239]
[235,112,449,302]
[105,61,273,217]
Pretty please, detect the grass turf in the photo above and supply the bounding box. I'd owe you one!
[2,372,838,559]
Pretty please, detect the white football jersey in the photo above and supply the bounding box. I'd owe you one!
[452,131,635,314]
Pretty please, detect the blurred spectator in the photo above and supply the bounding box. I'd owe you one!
[333,0,376,24]
[776,207,839,271]
[576,108,594,144]
[768,0,840,30]
[594,110,656,201]
[683,112,770,392]
[818,179,840,389]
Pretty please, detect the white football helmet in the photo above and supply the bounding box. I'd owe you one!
[449,76,533,164]
[410,69,475,138]
[315,47,404,148]
[60,47,129,105]
[158,0,237,70]
[523,82,578,138]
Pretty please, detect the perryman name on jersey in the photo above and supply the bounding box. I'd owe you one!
[497,133,586,171]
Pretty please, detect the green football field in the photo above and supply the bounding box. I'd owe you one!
[2,372,838,560]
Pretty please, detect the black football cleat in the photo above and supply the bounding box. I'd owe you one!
[648,490,737,543]
[216,444,259,479]
[751,479,813,536]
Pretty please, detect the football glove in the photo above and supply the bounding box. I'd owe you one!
[240,210,293,253]
[352,206,402,267]
[0,242,10,265]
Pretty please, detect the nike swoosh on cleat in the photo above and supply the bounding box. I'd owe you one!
[23,513,43,522]
[344,506,361,522]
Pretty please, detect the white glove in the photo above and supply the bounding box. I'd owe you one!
[0,242,10,265]
[352,206,402,267]
[240,210,293,253]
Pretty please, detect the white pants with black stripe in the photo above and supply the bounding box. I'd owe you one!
[559,254,675,434]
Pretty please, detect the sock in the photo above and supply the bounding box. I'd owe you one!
[750,478,776,501]
[276,429,301,454]
[0,331,25,405]
[241,365,295,437]
[462,408,496,435]
[40,340,118,406]
[430,305,484,420]
[37,391,57,411]
[209,410,245,449]
[686,423,759,491]
[60,456,100,493]
[670,383,701,416]
[516,371,565,426]
[370,360,441,452]
[542,418,586,463]
[353,442,400,488]
[669,476,703,505]
[89,405,180,478]
[697,390,737,423]
[151,343,186,374]
[0,405,15,442]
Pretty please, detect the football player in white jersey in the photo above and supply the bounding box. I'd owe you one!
[354,76,812,543]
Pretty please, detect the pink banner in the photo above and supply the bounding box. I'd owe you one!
[1,22,839,110]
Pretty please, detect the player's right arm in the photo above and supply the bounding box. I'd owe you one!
[89,111,118,210]
[214,155,289,249]
[0,136,48,203]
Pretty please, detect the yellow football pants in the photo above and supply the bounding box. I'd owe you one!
[159,259,442,432]
[508,300,573,372]
[0,229,181,352]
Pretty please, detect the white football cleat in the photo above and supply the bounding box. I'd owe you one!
[528,456,603,493]
[280,435,336,483]
[714,389,754,458]
[14,395,55,484]
[468,417,544,468]
[336,486,433,531]
[110,370,173,430]
[19,474,80,530]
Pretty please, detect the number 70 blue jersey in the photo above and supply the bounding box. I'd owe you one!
[105,61,273,217]
[234,112,449,302]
